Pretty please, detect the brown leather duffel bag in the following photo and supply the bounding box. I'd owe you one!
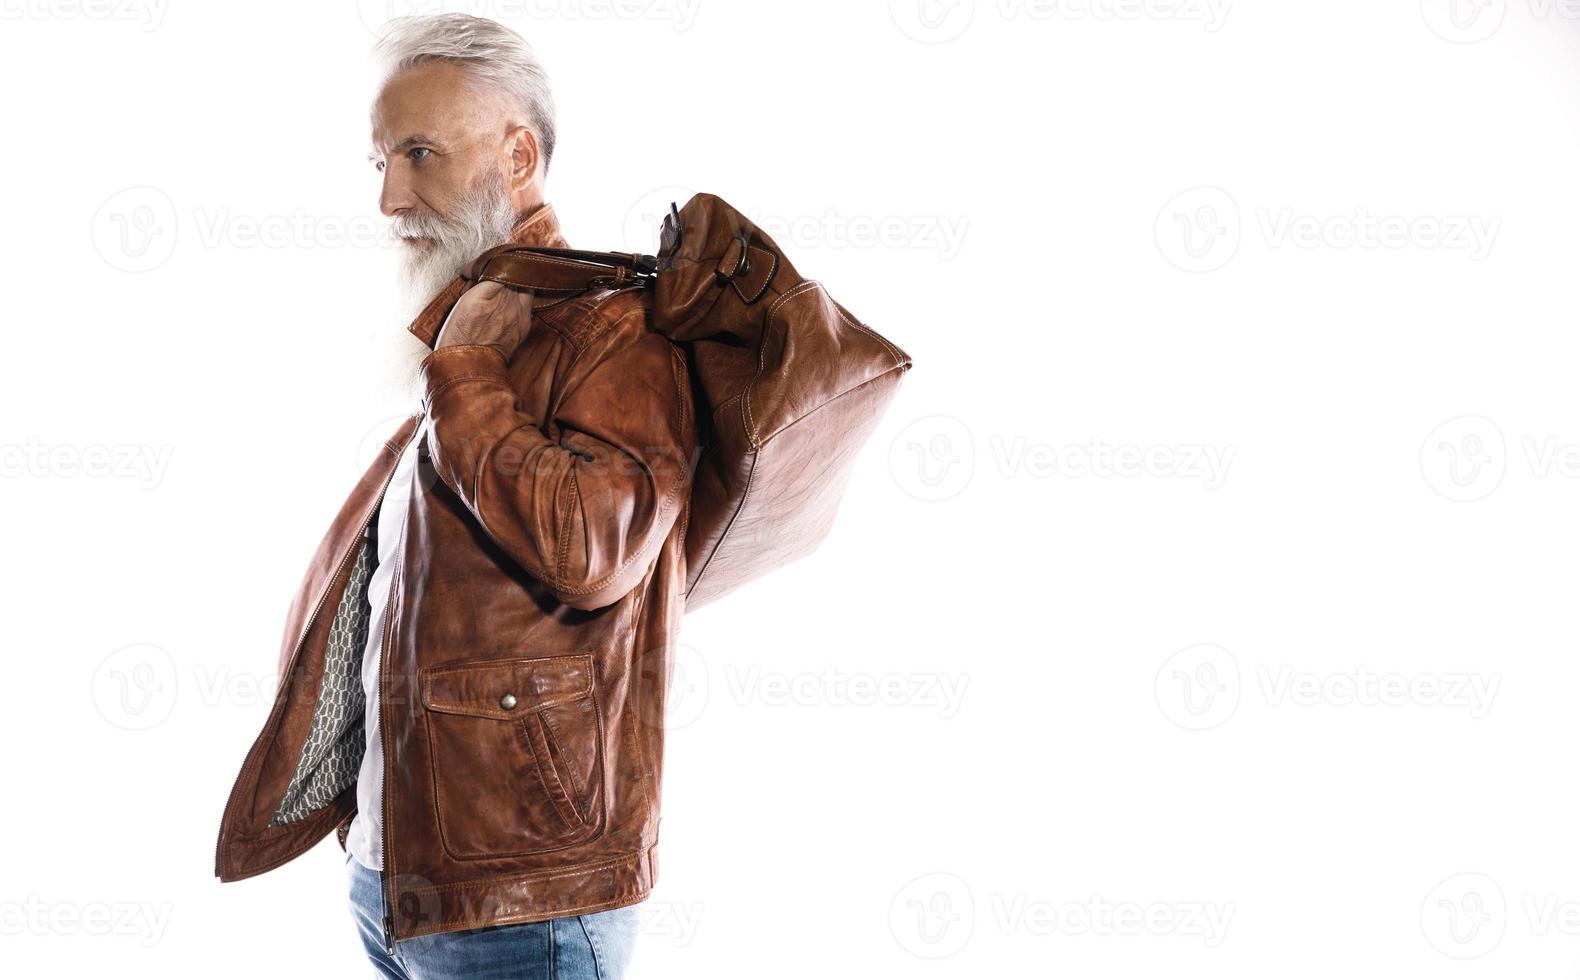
[463,193,914,609]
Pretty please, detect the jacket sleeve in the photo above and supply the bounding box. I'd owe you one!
[418,311,695,610]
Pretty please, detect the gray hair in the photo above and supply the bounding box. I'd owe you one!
[373,13,557,173]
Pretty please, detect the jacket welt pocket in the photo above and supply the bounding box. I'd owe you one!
[420,654,606,859]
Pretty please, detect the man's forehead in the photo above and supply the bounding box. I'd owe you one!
[370,62,502,150]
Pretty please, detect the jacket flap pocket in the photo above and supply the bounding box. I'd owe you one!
[420,655,594,720]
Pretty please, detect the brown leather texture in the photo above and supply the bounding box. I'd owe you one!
[650,193,912,607]
[215,205,698,941]
[449,193,915,608]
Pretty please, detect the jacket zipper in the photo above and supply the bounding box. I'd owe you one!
[213,419,421,879]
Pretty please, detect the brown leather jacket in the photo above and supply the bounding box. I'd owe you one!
[215,204,698,945]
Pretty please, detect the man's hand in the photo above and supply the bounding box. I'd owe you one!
[435,280,533,360]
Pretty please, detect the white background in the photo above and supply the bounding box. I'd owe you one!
[2,0,1579,976]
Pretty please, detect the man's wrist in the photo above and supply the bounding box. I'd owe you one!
[421,344,512,405]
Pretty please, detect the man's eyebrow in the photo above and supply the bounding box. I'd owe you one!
[367,135,449,161]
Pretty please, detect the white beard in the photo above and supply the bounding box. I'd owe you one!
[373,171,520,406]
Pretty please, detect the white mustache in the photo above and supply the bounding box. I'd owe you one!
[390,212,452,242]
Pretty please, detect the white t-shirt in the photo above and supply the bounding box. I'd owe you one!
[346,419,425,870]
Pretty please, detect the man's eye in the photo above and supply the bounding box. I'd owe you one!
[409,147,432,162]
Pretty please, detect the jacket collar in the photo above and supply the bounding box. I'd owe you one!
[405,202,569,348]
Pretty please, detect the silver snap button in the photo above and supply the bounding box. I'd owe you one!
[499,693,518,710]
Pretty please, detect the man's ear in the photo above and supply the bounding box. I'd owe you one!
[506,125,541,192]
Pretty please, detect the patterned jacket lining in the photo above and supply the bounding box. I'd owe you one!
[270,535,374,825]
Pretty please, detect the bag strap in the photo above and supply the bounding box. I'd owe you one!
[460,203,767,302]
[462,244,658,298]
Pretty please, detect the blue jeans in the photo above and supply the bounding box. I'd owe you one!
[346,853,641,979]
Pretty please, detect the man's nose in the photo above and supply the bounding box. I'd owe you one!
[379,168,417,218]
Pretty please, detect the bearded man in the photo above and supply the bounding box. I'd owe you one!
[214,14,696,980]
